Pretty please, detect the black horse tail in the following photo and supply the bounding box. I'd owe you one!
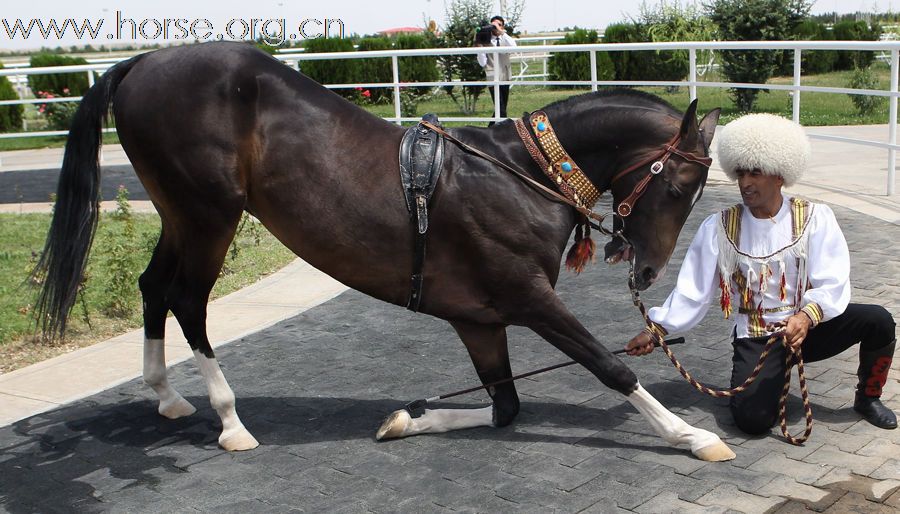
[33,54,145,340]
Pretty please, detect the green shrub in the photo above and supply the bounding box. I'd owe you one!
[299,37,360,99]
[601,22,688,83]
[548,29,614,87]
[833,21,881,71]
[27,54,90,97]
[0,64,23,132]
[847,66,885,115]
[356,37,393,102]
[395,33,440,97]
[791,20,837,75]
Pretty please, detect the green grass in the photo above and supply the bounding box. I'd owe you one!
[0,209,296,371]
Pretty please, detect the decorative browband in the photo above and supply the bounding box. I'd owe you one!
[519,111,601,209]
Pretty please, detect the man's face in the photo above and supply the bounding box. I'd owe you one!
[736,168,784,211]
[491,19,504,34]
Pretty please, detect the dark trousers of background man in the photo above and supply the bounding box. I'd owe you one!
[487,85,510,124]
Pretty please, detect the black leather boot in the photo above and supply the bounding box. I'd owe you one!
[853,340,897,429]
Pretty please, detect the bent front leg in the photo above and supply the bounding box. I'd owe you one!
[525,293,734,461]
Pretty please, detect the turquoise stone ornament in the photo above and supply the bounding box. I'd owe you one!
[561,161,572,172]
[537,122,546,132]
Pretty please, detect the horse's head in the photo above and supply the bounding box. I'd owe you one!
[604,99,720,290]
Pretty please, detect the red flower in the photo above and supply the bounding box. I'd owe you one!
[362,90,371,98]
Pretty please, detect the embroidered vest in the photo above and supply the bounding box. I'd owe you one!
[717,198,813,336]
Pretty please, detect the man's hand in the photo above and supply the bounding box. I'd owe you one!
[625,329,656,356]
[766,313,813,351]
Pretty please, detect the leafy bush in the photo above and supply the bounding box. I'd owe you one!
[791,20,837,75]
[35,89,79,131]
[299,37,360,99]
[27,54,90,97]
[356,37,393,102]
[847,66,884,115]
[832,21,881,71]
[707,0,810,112]
[548,29,614,86]
[0,64,23,132]
[395,33,440,97]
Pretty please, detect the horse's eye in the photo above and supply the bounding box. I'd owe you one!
[668,185,683,199]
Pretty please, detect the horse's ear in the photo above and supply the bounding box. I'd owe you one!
[698,108,721,151]
[679,98,700,136]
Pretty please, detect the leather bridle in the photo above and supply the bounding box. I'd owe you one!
[610,131,713,217]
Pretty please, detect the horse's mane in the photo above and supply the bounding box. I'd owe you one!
[542,88,681,118]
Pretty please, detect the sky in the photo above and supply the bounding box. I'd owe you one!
[0,0,880,51]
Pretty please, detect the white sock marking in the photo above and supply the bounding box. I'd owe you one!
[405,406,494,436]
[626,383,720,453]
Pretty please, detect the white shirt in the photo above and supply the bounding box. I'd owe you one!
[648,197,851,338]
[476,33,517,81]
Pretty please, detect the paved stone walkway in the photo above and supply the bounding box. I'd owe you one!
[1,185,897,513]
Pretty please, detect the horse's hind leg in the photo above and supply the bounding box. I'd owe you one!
[140,230,196,419]
[377,322,513,439]
[167,208,258,451]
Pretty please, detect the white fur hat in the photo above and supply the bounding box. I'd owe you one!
[716,113,811,187]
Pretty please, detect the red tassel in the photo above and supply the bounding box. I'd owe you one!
[719,273,732,319]
[565,222,595,273]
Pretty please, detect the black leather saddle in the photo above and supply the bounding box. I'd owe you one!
[398,113,445,312]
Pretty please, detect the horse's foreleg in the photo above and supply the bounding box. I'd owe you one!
[527,293,734,462]
[140,235,195,419]
[627,384,734,461]
[377,321,516,440]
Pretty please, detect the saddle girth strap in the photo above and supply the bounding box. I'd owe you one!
[399,114,445,312]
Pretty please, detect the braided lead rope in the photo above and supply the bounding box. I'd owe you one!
[628,263,813,444]
[778,348,814,444]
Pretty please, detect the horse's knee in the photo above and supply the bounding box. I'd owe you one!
[597,358,639,395]
[490,384,520,427]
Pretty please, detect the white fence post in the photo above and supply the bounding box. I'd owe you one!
[689,48,697,102]
[590,50,598,92]
[391,55,401,125]
[493,49,501,122]
[87,70,95,88]
[889,48,898,196]
[792,48,801,124]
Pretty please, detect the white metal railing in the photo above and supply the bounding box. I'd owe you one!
[1,40,898,194]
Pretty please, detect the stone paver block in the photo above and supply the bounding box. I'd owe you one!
[805,444,887,476]
[747,452,832,485]
[695,483,785,513]
[635,491,727,513]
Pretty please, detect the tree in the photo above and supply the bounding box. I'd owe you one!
[435,0,523,114]
[705,0,810,111]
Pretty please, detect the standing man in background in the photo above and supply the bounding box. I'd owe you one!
[476,15,516,126]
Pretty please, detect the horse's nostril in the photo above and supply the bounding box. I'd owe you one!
[641,267,657,283]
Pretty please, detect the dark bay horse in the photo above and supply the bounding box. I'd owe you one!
[35,42,731,460]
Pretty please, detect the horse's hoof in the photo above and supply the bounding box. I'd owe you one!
[219,425,260,451]
[158,395,197,419]
[693,440,736,462]
[376,409,411,440]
